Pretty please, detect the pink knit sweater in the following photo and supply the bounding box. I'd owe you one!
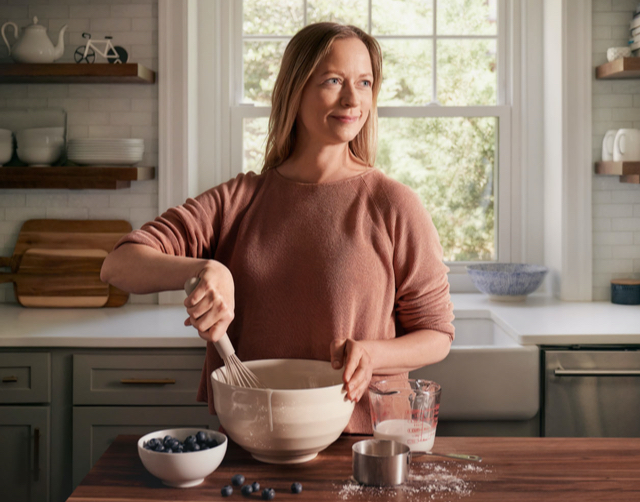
[115,167,455,433]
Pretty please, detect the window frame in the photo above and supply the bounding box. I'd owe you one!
[158,0,553,298]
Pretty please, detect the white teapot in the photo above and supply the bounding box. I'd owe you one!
[1,16,67,63]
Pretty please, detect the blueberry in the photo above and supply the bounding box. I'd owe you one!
[207,438,219,448]
[261,488,276,500]
[232,474,245,486]
[146,438,159,449]
[252,481,260,492]
[191,443,201,452]
[196,431,207,443]
[241,485,253,496]
[185,435,196,445]
[221,485,233,497]
[154,444,165,452]
[291,482,302,494]
[171,442,181,452]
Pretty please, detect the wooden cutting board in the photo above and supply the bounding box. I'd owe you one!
[1,219,133,307]
[0,248,110,307]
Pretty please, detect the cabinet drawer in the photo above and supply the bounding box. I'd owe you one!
[0,352,50,404]
[73,354,207,405]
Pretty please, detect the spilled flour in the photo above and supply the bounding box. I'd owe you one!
[335,461,492,501]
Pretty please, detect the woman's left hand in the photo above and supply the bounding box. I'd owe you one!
[330,339,373,403]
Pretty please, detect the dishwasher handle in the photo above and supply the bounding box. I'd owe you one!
[554,369,640,377]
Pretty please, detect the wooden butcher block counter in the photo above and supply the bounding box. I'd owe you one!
[67,435,640,502]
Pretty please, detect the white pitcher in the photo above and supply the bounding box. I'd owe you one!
[613,128,640,162]
[1,16,67,63]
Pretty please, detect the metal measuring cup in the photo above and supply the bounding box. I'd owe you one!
[352,439,482,487]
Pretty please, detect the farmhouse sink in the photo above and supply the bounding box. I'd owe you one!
[410,313,539,420]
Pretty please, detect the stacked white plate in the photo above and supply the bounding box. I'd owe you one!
[67,138,144,166]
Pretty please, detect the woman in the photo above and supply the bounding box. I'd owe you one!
[101,22,454,434]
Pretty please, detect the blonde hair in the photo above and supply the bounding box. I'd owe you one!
[262,22,383,173]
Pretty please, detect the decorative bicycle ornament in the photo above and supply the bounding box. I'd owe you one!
[74,32,128,64]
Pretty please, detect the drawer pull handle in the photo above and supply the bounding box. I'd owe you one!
[120,378,176,385]
[555,369,640,377]
[2,376,18,383]
[34,427,40,482]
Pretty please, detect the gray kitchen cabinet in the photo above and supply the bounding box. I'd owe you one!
[0,407,50,502]
[71,350,217,489]
[72,406,219,487]
[0,352,51,502]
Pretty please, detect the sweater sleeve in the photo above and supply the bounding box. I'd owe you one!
[113,173,246,258]
[391,186,455,342]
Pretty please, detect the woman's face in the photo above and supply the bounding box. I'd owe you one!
[296,37,374,148]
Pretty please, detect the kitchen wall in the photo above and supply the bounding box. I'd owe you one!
[593,0,640,300]
[0,0,159,304]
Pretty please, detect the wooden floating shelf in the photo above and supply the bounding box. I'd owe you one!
[596,57,640,79]
[0,166,155,189]
[595,161,640,175]
[595,162,640,184]
[0,63,155,84]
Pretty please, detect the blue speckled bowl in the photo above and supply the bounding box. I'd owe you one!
[466,263,548,301]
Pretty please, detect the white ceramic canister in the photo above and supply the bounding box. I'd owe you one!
[602,129,617,161]
[613,128,640,161]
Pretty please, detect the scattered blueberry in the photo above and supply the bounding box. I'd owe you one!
[291,482,302,494]
[221,485,233,497]
[261,488,276,500]
[252,481,260,492]
[196,430,207,443]
[232,474,245,486]
[241,485,254,496]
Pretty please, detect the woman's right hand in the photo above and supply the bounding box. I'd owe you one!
[184,261,235,343]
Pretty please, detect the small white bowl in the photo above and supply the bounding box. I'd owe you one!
[16,127,64,142]
[17,145,63,166]
[0,129,12,142]
[137,428,227,488]
[0,142,13,166]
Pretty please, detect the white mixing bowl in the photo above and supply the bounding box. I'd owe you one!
[137,428,227,488]
[16,127,64,147]
[211,358,355,464]
[17,145,63,166]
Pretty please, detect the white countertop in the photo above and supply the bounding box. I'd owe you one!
[1,294,639,348]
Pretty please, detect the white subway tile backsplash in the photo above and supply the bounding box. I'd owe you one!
[45,207,89,219]
[68,193,109,208]
[612,245,640,258]
[594,258,634,273]
[89,98,132,112]
[593,204,633,218]
[593,94,634,108]
[594,0,613,12]
[0,194,25,208]
[90,17,132,32]
[88,207,131,220]
[111,4,153,18]
[47,98,90,111]
[613,218,640,231]
[26,84,69,98]
[593,218,613,231]
[5,207,47,221]
[594,231,634,246]
[594,245,613,258]
[612,0,637,11]
[109,193,157,208]
[109,111,152,126]
[26,194,68,208]
[67,111,110,125]
[88,125,132,138]
[69,5,110,19]
[28,5,70,19]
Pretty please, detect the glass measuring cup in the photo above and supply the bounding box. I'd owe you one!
[368,379,441,452]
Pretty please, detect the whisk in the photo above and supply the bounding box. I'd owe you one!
[184,277,264,389]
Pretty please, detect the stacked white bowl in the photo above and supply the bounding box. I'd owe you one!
[67,138,144,166]
[0,129,12,166]
[16,127,65,167]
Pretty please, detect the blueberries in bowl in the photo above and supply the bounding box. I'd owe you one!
[142,430,219,454]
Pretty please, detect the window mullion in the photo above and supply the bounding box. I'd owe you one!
[432,0,437,104]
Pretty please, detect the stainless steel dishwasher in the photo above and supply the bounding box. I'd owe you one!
[542,346,640,437]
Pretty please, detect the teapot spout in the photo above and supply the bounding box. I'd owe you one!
[53,24,67,61]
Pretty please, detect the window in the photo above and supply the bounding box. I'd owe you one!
[232,0,509,264]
